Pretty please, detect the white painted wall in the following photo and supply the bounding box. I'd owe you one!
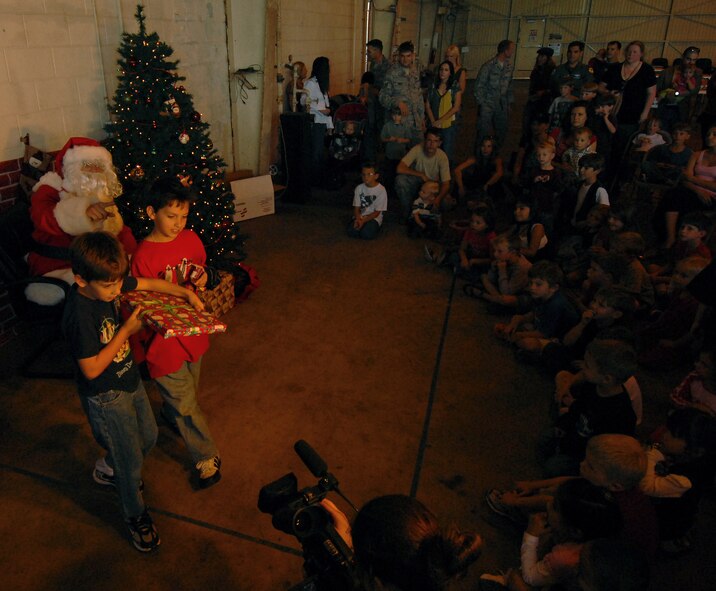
[0,0,232,169]
[0,0,107,161]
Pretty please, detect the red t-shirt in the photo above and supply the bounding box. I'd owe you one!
[130,230,209,378]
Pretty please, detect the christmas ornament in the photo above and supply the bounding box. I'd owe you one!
[151,120,158,129]
[128,58,138,67]
[161,97,176,116]
[178,173,193,187]
[128,164,145,181]
[179,131,190,144]
[190,111,202,122]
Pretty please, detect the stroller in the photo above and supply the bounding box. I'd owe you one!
[324,95,368,189]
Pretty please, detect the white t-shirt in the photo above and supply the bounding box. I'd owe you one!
[301,77,334,129]
[353,183,388,225]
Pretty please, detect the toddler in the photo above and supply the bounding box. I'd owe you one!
[633,116,668,152]
[348,164,388,240]
[407,180,441,239]
[562,127,596,181]
[527,141,564,236]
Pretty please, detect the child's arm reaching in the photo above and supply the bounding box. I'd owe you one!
[135,277,205,311]
[77,306,144,380]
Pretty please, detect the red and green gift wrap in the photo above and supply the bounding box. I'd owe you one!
[122,291,227,338]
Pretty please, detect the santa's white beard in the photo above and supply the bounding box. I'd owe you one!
[63,165,122,201]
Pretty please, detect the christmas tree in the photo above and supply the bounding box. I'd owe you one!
[103,4,244,267]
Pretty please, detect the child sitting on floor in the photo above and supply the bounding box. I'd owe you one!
[494,261,579,356]
[645,408,716,554]
[464,234,532,308]
[670,344,716,416]
[407,180,441,239]
[611,232,655,311]
[481,479,622,590]
[560,152,610,234]
[589,202,636,256]
[427,207,496,281]
[347,163,388,240]
[637,256,710,370]
[508,195,548,260]
[543,287,634,374]
[542,339,638,476]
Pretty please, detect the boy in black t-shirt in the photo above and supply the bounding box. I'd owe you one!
[539,339,638,477]
[62,231,203,552]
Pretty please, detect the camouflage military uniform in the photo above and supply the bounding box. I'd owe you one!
[379,62,425,143]
[473,55,514,149]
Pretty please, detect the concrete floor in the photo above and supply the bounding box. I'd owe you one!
[1,82,714,590]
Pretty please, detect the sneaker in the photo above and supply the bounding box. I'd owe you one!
[423,244,435,262]
[126,510,160,552]
[93,457,145,492]
[196,456,222,488]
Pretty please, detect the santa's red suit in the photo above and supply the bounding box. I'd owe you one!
[28,137,137,302]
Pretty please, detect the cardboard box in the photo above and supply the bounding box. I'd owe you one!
[231,175,275,221]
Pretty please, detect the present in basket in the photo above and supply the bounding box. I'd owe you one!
[198,271,235,317]
[122,291,227,338]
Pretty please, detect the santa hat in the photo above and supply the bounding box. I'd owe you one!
[54,137,113,178]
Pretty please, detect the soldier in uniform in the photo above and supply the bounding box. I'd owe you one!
[362,39,391,160]
[379,41,425,145]
[550,41,594,98]
[474,40,516,151]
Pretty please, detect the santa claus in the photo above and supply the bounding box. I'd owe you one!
[27,136,137,304]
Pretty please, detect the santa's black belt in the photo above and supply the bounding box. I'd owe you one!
[31,243,71,260]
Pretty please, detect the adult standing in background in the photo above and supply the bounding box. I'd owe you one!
[380,41,425,145]
[599,41,657,163]
[425,60,463,163]
[550,41,593,98]
[301,56,333,180]
[473,39,515,151]
[592,40,622,84]
[523,47,556,136]
[361,39,391,161]
[444,44,467,94]
[656,46,703,132]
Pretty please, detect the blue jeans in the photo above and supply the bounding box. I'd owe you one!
[395,174,423,221]
[81,382,157,519]
[155,358,218,464]
[347,219,381,240]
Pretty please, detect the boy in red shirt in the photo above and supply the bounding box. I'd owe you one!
[131,179,222,488]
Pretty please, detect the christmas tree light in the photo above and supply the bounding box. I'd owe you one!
[103,4,245,267]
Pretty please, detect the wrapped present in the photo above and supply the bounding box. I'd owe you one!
[122,291,227,338]
[198,271,235,317]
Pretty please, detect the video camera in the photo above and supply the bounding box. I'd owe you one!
[258,440,360,591]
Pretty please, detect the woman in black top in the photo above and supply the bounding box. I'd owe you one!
[599,40,657,177]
